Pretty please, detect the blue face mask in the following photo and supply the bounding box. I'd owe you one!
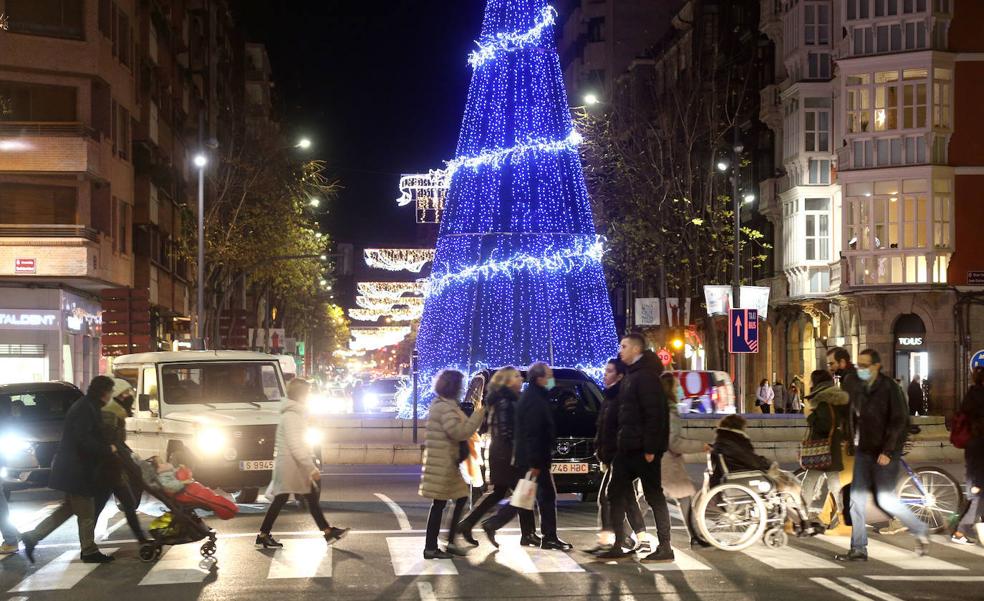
[857,367,872,382]
[544,377,556,391]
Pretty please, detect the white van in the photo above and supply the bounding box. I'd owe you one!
[111,350,304,503]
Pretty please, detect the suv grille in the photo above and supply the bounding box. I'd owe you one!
[553,437,594,461]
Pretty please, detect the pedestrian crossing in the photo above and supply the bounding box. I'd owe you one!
[3,532,981,593]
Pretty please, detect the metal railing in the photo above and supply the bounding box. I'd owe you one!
[0,121,98,139]
[0,224,99,242]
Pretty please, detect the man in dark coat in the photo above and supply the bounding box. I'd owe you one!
[908,376,925,416]
[21,376,117,563]
[827,347,864,455]
[835,349,929,562]
[599,333,674,563]
[483,362,571,550]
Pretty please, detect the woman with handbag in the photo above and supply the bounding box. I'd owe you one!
[952,367,984,544]
[419,370,485,559]
[256,378,349,548]
[800,370,850,528]
[455,367,537,547]
[756,379,775,414]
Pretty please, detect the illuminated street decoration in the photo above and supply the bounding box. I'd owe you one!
[350,326,411,351]
[355,295,425,310]
[412,0,617,415]
[396,172,447,224]
[364,248,436,273]
[356,281,425,300]
[348,306,423,323]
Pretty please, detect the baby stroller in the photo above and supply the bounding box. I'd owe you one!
[119,452,219,569]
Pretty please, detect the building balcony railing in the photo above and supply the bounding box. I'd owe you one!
[0,121,98,139]
[0,224,99,242]
[0,122,102,175]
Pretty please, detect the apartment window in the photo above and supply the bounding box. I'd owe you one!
[847,76,871,133]
[808,159,831,184]
[903,80,928,128]
[118,201,129,255]
[804,198,830,261]
[902,182,928,249]
[0,81,77,121]
[3,0,84,40]
[848,0,871,19]
[874,71,899,131]
[118,11,131,67]
[853,27,875,55]
[933,68,951,128]
[933,178,951,248]
[807,53,831,79]
[805,3,830,45]
[875,0,900,15]
[0,183,77,224]
[117,105,130,161]
[934,0,950,12]
[902,0,928,12]
[587,17,605,43]
[805,108,830,152]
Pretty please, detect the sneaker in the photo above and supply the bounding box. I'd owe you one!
[834,549,868,562]
[422,548,453,560]
[323,527,349,546]
[877,519,908,535]
[80,551,115,564]
[635,539,652,555]
[640,546,675,563]
[0,543,17,555]
[915,535,930,557]
[595,546,633,560]
[951,532,973,545]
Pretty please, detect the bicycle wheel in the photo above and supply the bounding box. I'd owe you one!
[695,482,768,551]
[896,466,964,533]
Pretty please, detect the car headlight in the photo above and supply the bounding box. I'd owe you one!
[304,428,323,446]
[0,434,32,458]
[195,428,228,455]
[363,392,378,408]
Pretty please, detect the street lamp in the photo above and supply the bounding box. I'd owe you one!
[194,152,208,350]
[309,198,321,208]
[743,193,756,204]
[296,138,312,150]
[583,92,600,106]
[716,160,729,172]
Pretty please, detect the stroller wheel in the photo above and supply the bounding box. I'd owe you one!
[199,556,217,571]
[200,540,217,558]
[139,543,160,563]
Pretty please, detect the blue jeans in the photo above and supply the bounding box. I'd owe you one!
[0,489,20,545]
[849,451,927,551]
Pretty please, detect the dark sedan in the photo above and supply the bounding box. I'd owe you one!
[0,381,82,495]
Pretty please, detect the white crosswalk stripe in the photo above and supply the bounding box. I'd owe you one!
[931,535,984,559]
[740,541,842,569]
[640,545,712,571]
[267,539,333,579]
[385,537,458,576]
[818,534,967,571]
[10,548,118,592]
[138,543,212,586]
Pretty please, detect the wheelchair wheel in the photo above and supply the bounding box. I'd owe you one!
[896,466,964,533]
[763,527,788,548]
[695,483,768,551]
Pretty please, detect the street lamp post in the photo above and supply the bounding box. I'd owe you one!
[194,153,207,350]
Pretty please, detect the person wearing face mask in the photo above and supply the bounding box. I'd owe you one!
[483,362,571,551]
[834,349,929,562]
[597,333,674,563]
[826,347,863,456]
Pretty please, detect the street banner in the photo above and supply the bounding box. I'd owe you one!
[729,308,759,354]
[666,298,691,326]
[740,286,771,319]
[634,298,661,326]
[703,286,732,316]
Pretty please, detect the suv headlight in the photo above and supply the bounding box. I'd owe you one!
[304,428,323,446]
[195,428,228,455]
[0,434,32,458]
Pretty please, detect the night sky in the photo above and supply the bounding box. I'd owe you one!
[241,1,487,248]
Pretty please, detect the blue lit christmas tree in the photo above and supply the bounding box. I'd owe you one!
[413,0,617,409]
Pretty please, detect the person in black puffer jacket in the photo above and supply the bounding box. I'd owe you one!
[953,367,984,544]
[599,333,673,563]
[586,358,649,555]
[455,367,536,546]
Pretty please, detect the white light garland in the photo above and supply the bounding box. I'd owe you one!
[348,306,423,323]
[364,248,436,273]
[445,129,583,180]
[467,5,558,68]
[427,236,605,296]
[356,296,425,310]
[357,281,425,300]
[350,326,411,351]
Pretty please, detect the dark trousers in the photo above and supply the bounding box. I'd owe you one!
[260,491,329,534]
[598,464,646,534]
[425,497,467,551]
[485,470,558,539]
[460,484,535,536]
[609,453,671,547]
[94,480,146,542]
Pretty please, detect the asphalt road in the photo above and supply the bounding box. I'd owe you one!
[0,465,979,601]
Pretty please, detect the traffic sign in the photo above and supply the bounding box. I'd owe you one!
[657,347,672,367]
[971,349,984,370]
[729,308,759,354]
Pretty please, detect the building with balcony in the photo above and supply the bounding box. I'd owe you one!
[759,0,984,413]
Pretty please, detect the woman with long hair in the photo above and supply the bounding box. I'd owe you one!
[419,370,485,559]
[256,378,348,548]
[455,367,537,547]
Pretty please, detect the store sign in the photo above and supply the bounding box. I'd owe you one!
[897,337,924,347]
[969,271,984,285]
[14,258,36,274]
[0,310,60,330]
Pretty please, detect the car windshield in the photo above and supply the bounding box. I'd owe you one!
[160,362,283,405]
[369,379,402,394]
[548,380,601,438]
[0,388,79,422]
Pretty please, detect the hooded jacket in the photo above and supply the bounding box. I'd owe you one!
[483,386,522,487]
[594,383,621,464]
[805,382,850,471]
[267,398,319,497]
[710,428,771,487]
[48,392,113,496]
[856,373,909,457]
[419,396,485,500]
[616,351,669,456]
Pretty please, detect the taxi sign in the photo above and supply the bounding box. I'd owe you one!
[729,308,759,354]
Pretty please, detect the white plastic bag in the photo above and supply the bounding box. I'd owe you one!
[510,471,538,510]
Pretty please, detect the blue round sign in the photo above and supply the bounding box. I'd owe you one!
[972,350,984,370]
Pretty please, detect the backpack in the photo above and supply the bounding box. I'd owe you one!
[950,411,972,449]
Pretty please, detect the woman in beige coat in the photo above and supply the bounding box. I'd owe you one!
[419,370,485,559]
[660,373,704,545]
[256,379,348,548]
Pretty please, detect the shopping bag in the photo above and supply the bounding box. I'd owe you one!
[509,471,538,510]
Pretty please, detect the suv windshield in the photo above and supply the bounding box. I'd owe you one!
[548,379,602,438]
[0,388,80,422]
[160,362,283,405]
[369,379,402,394]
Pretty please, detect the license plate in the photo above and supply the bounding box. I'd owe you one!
[550,462,589,474]
[239,460,274,471]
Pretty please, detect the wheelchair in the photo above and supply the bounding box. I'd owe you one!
[691,454,817,551]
